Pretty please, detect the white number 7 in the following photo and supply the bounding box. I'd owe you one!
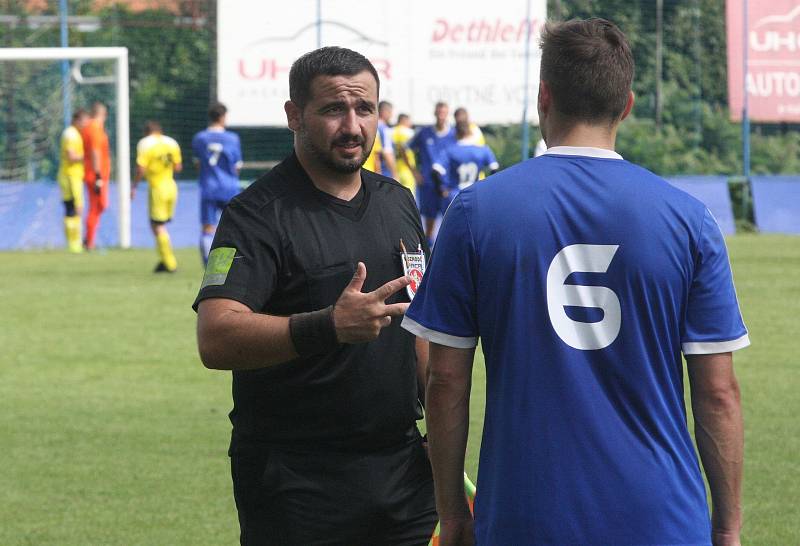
[546,244,621,350]
[207,142,223,166]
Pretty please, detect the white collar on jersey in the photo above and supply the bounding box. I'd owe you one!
[542,146,623,160]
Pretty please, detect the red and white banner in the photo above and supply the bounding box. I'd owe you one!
[217,0,546,126]
[727,1,800,122]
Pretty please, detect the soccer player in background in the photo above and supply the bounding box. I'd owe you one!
[453,107,485,146]
[132,121,183,273]
[405,18,747,545]
[192,102,242,265]
[81,102,111,250]
[58,108,88,253]
[409,101,455,244]
[393,113,418,195]
[362,126,382,174]
[377,100,398,180]
[431,117,498,208]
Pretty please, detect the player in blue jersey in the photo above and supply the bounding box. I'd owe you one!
[409,101,456,243]
[192,102,243,265]
[431,117,499,209]
[377,100,398,180]
[404,18,747,546]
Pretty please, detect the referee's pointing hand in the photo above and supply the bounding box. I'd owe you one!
[333,262,411,344]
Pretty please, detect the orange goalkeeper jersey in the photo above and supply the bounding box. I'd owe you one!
[81,119,111,182]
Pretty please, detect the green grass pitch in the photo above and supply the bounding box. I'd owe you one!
[1,235,797,544]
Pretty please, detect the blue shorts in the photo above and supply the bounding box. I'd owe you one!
[200,196,234,226]
[417,182,443,219]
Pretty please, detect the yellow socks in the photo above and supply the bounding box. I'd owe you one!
[156,231,178,271]
[64,216,83,253]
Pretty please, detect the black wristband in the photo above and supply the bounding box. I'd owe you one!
[289,305,339,358]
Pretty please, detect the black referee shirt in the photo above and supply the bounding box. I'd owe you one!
[193,152,429,453]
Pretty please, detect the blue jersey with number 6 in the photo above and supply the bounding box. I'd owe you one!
[192,128,242,201]
[402,147,749,545]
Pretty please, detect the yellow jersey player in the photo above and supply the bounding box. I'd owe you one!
[132,121,183,272]
[363,128,382,173]
[58,109,89,253]
[393,113,418,194]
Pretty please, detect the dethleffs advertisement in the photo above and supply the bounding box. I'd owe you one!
[727,0,800,122]
[217,0,546,126]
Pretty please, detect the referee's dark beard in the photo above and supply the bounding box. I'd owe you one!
[297,126,368,174]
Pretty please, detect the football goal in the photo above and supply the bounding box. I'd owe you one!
[0,47,131,248]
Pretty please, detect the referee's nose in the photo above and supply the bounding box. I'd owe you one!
[340,107,361,138]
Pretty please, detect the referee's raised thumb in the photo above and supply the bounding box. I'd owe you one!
[347,262,367,292]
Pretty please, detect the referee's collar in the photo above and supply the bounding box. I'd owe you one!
[542,146,623,160]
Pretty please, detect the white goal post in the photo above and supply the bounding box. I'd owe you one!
[0,47,131,248]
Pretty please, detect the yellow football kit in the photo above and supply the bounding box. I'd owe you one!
[393,125,417,194]
[137,133,182,271]
[363,134,382,173]
[136,134,182,223]
[58,125,85,252]
[58,125,85,206]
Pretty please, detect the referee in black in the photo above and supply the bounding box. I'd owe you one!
[193,47,436,545]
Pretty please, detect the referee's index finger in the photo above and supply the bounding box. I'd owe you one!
[372,274,411,301]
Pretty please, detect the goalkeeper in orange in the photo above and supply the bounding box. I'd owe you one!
[58,108,89,253]
[131,121,183,272]
[81,102,111,250]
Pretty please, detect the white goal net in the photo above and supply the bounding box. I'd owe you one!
[0,47,131,248]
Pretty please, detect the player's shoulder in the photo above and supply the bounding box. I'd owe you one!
[63,126,81,141]
[618,160,707,209]
[137,134,157,152]
[223,130,241,143]
[162,134,180,147]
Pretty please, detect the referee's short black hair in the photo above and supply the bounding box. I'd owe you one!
[289,46,380,110]
[540,18,634,126]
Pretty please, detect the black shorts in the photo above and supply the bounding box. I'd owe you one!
[231,431,437,546]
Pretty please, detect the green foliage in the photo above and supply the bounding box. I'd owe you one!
[71,4,213,179]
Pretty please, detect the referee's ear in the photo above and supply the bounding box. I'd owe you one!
[285,101,301,132]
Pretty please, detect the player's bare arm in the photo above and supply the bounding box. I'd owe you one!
[687,352,743,546]
[415,337,430,406]
[426,343,476,546]
[131,165,144,198]
[197,261,410,370]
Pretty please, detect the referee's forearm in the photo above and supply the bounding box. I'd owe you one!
[197,300,298,370]
[426,343,475,521]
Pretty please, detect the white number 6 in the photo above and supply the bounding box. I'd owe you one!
[546,244,621,350]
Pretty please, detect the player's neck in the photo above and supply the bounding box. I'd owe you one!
[208,123,225,131]
[545,122,618,152]
[295,148,362,201]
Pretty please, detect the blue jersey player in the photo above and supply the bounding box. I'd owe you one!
[192,102,243,264]
[432,119,498,209]
[404,19,748,546]
[409,101,455,243]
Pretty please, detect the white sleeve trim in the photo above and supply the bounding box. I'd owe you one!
[401,316,478,349]
[432,163,447,175]
[682,333,751,355]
